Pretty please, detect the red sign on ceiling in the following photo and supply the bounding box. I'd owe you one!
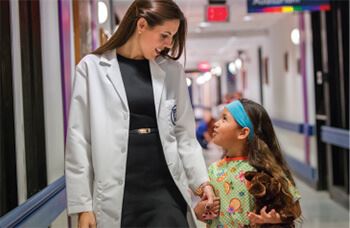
[197,61,211,72]
[206,5,229,22]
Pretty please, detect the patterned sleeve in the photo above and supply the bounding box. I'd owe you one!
[207,163,216,181]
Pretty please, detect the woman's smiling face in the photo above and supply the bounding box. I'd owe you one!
[138,18,180,60]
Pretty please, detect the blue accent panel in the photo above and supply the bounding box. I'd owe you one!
[0,176,66,227]
[303,124,315,136]
[272,119,315,136]
[321,126,350,149]
[272,119,303,133]
[284,154,318,184]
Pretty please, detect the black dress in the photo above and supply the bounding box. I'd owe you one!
[117,54,188,228]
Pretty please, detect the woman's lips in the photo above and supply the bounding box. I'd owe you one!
[155,48,162,55]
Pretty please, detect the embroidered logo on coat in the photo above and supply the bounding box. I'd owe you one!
[171,105,177,126]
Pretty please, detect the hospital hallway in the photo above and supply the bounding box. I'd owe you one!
[0,0,349,227]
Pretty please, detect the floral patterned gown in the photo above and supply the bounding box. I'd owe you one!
[207,156,301,228]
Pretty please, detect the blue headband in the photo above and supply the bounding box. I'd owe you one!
[225,100,254,141]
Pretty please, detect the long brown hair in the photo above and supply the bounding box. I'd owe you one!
[92,0,187,60]
[240,98,296,187]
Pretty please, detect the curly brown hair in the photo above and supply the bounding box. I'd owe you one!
[239,98,296,187]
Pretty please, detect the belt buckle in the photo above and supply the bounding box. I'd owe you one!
[137,128,151,134]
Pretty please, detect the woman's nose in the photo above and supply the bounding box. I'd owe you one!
[164,38,172,48]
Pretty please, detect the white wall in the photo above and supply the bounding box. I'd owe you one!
[264,14,305,165]
[186,35,268,109]
[40,1,67,227]
[200,13,318,170]
[40,0,65,185]
[190,73,218,119]
[236,46,262,103]
[183,11,318,172]
[263,13,317,169]
[10,0,27,204]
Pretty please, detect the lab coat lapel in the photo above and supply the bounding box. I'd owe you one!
[149,58,166,117]
[100,52,129,111]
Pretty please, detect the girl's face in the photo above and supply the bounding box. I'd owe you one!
[212,108,247,150]
[138,19,180,60]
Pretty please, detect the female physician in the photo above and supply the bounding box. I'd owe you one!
[65,0,215,227]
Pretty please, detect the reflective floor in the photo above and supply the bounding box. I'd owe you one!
[196,145,350,228]
[297,178,349,228]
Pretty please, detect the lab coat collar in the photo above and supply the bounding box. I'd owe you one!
[99,50,166,116]
[149,58,166,117]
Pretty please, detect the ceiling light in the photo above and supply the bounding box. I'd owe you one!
[235,58,242,70]
[98,1,108,24]
[291,28,300,45]
[211,66,222,76]
[196,72,212,85]
[199,22,210,28]
[243,15,252,22]
[228,62,237,74]
[186,78,192,87]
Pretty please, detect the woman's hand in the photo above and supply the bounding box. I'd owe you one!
[78,211,97,228]
[194,200,208,222]
[201,185,216,209]
[248,206,281,225]
[194,198,220,222]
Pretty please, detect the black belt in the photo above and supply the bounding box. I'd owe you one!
[129,128,158,135]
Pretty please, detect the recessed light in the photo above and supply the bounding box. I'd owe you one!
[291,28,300,45]
[199,22,210,28]
[98,1,108,24]
[243,15,252,22]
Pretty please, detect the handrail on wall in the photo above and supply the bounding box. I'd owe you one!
[272,118,314,136]
[0,176,66,227]
[321,126,350,149]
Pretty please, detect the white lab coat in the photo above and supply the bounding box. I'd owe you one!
[65,50,209,227]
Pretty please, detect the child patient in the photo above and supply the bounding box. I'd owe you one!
[195,99,302,227]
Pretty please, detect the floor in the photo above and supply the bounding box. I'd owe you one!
[58,145,349,228]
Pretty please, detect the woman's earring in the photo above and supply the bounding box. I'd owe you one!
[138,30,142,34]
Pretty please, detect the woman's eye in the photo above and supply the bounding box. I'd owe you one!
[161,34,168,39]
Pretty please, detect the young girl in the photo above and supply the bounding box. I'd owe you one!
[195,99,302,227]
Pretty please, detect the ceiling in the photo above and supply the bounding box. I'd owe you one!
[112,0,288,68]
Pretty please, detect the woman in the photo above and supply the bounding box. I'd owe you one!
[65,0,216,227]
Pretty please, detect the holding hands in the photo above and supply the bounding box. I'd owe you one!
[194,197,220,222]
[194,183,220,222]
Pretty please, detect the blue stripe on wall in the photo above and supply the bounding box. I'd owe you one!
[272,119,302,133]
[272,118,315,136]
[284,154,318,184]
